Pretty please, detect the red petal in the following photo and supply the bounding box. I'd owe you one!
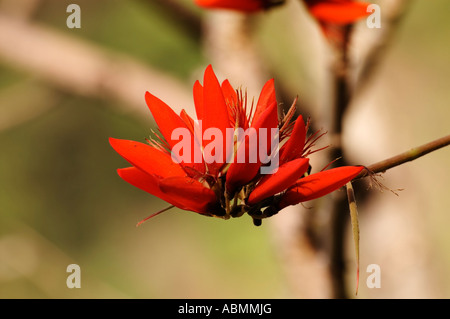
[195,0,264,12]
[144,91,190,150]
[222,79,248,129]
[279,165,364,208]
[221,79,237,104]
[179,109,195,133]
[193,80,204,121]
[251,79,276,126]
[159,176,219,214]
[109,138,185,178]
[144,92,205,174]
[308,1,370,24]
[117,167,174,204]
[179,110,206,175]
[226,100,278,193]
[202,65,231,133]
[279,115,306,164]
[251,98,278,158]
[202,65,232,174]
[248,158,310,205]
[117,167,211,213]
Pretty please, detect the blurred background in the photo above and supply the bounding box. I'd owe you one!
[0,0,449,298]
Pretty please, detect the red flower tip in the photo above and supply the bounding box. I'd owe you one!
[195,0,285,13]
[109,137,185,178]
[279,165,364,209]
[158,176,220,214]
[304,0,371,25]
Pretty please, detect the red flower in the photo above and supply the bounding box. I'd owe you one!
[303,0,371,25]
[195,0,285,12]
[110,65,363,226]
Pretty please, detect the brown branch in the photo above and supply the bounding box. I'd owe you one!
[0,14,193,118]
[357,134,450,179]
[328,24,354,299]
[326,1,413,297]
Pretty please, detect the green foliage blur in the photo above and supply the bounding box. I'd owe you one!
[0,0,284,298]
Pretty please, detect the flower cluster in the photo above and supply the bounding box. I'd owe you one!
[110,65,363,225]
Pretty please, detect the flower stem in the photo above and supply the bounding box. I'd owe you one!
[136,205,175,227]
[357,134,450,179]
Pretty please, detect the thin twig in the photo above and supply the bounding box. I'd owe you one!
[357,134,450,179]
[136,205,175,227]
